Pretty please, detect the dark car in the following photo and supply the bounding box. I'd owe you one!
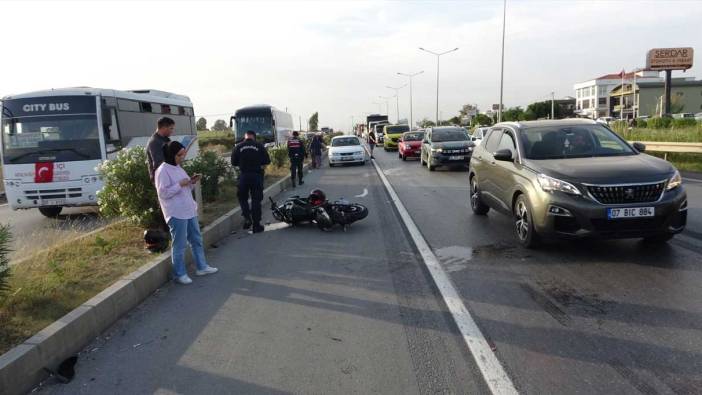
[469,119,687,247]
[420,127,474,171]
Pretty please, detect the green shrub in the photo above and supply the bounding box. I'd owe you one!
[609,120,628,132]
[182,151,230,202]
[198,130,236,151]
[672,118,698,128]
[268,146,289,168]
[647,117,673,129]
[323,132,344,146]
[97,146,161,228]
[0,224,12,300]
[635,119,648,128]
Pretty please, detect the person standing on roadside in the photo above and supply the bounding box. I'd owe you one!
[309,133,324,169]
[147,117,175,182]
[368,129,377,159]
[155,141,218,285]
[232,131,271,233]
[287,131,307,186]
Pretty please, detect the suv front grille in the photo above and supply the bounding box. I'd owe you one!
[585,182,665,205]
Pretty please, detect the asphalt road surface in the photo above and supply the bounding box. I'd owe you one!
[373,148,702,394]
[39,162,491,394]
[35,149,702,394]
[0,203,107,262]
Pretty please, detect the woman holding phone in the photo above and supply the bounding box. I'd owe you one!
[155,141,218,284]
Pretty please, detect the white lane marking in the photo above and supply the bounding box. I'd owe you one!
[263,222,291,232]
[0,203,7,208]
[683,177,702,183]
[355,188,368,198]
[372,159,518,395]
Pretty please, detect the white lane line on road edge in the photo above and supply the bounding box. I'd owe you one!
[683,177,702,183]
[372,159,518,395]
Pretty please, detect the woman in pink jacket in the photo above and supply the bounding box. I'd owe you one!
[155,141,218,284]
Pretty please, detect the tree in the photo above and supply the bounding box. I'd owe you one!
[447,116,462,125]
[196,117,208,131]
[212,119,228,131]
[309,112,319,131]
[502,107,526,122]
[418,118,436,128]
[471,114,493,127]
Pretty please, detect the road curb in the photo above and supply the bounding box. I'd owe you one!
[0,167,305,395]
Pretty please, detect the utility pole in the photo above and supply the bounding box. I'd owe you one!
[419,47,459,125]
[551,91,555,120]
[386,84,406,123]
[498,0,507,123]
[299,115,302,131]
[398,71,424,130]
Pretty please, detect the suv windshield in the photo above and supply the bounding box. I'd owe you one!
[332,137,360,147]
[432,130,469,142]
[2,96,101,164]
[520,124,636,159]
[403,132,424,141]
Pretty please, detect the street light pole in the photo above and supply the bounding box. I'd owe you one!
[386,84,406,123]
[419,47,459,125]
[498,0,507,123]
[551,91,555,119]
[398,71,424,130]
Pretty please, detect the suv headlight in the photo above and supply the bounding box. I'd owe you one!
[431,147,443,153]
[666,170,682,191]
[537,174,581,196]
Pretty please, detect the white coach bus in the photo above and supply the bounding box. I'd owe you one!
[230,104,294,146]
[1,87,196,217]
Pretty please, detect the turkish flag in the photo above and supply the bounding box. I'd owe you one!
[35,162,54,183]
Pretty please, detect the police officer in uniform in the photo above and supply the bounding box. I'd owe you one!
[287,131,307,187]
[232,131,271,233]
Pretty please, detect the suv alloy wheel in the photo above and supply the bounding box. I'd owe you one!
[514,195,539,248]
[470,178,489,215]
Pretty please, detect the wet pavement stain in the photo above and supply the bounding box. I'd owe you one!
[435,246,474,272]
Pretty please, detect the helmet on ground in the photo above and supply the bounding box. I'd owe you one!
[309,189,326,206]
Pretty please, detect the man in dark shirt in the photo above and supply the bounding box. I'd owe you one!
[147,117,175,182]
[287,131,307,187]
[232,131,271,233]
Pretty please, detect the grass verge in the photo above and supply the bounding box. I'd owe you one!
[614,126,702,143]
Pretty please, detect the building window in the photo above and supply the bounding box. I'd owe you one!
[598,98,606,106]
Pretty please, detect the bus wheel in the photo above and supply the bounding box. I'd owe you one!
[39,206,63,218]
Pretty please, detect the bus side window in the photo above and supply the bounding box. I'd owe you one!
[103,108,122,153]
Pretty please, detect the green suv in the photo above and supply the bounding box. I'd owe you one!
[469,119,687,247]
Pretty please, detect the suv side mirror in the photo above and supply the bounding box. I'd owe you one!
[494,148,514,162]
[633,142,646,152]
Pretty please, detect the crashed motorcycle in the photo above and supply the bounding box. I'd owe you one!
[270,189,369,231]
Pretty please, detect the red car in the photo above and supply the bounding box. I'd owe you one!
[398,131,425,160]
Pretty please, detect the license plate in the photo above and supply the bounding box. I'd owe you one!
[607,207,654,219]
[341,157,353,161]
[449,155,465,160]
[44,199,65,206]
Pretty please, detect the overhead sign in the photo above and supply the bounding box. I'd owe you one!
[646,47,694,70]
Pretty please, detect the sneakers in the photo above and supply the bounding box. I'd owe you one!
[175,275,193,285]
[196,266,219,276]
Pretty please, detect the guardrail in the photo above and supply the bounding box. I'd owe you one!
[635,141,702,154]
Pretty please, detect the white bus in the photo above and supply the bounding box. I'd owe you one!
[1,87,196,217]
[230,104,294,146]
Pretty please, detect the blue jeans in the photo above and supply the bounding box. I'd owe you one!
[167,216,208,277]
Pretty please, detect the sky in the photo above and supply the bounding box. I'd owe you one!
[1,0,701,130]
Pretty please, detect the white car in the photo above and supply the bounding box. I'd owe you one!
[596,117,614,125]
[328,135,368,167]
[471,127,490,146]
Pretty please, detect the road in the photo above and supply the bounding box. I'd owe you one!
[39,161,491,394]
[373,149,702,394]
[35,150,702,394]
[0,204,108,262]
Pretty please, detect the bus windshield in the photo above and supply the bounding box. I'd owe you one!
[1,97,101,164]
[236,112,274,142]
